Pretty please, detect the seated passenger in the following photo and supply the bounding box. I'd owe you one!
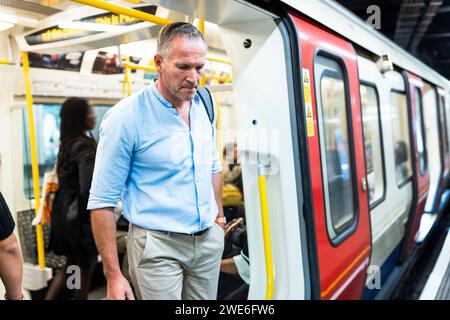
[218,218,249,300]
[223,143,243,193]
[222,143,244,221]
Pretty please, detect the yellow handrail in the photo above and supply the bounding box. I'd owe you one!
[124,63,157,73]
[204,74,232,83]
[0,58,11,65]
[22,52,46,270]
[213,94,222,161]
[122,56,132,96]
[206,56,231,65]
[258,174,274,299]
[198,19,205,34]
[70,0,173,26]
[198,0,205,34]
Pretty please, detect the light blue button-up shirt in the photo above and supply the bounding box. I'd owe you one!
[87,81,222,234]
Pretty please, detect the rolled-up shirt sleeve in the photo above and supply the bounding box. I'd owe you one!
[211,99,223,174]
[87,110,134,210]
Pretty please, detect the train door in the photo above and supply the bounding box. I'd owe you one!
[357,57,413,299]
[291,15,371,299]
[437,89,450,192]
[401,72,430,258]
[416,82,448,245]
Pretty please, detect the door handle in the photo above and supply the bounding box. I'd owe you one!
[361,177,367,192]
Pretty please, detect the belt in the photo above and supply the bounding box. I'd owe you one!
[149,227,210,237]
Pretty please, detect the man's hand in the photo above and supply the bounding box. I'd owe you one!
[106,273,135,300]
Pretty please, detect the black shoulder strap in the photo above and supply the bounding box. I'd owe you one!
[197,86,214,124]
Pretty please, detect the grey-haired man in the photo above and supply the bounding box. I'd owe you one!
[88,22,225,300]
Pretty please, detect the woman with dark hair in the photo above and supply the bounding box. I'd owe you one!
[45,97,98,300]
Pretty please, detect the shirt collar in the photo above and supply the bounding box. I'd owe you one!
[149,80,201,109]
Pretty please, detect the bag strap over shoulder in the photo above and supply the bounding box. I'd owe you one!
[197,86,214,125]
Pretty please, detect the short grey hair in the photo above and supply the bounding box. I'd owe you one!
[157,22,206,59]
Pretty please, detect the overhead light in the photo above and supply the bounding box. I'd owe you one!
[0,12,17,31]
[58,21,129,32]
[0,21,14,32]
[0,12,17,24]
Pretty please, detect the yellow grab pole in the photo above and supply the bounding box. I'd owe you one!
[0,58,11,64]
[205,74,232,84]
[198,0,205,34]
[124,63,157,73]
[70,0,173,26]
[122,56,132,96]
[257,174,274,299]
[198,19,205,34]
[213,94,222,163]
[206,56,231,65]
[200,74,206,87]
[22,52,45,270]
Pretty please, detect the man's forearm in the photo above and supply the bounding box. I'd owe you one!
[212,172,224,218]
[91,208,121,279]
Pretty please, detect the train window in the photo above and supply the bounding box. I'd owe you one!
[360,84,384,207]
[413,88,427,175]
[22,104,109,199]
[390,91,413,186]
[439,96,449,155]
[315,55,356,239]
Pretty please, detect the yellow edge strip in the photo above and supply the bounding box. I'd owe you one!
[70,0,173,26]
[258,175,275,300]
[22,52,45,269]
[321,245,370,298]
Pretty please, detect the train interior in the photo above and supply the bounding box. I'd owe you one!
[0,0,308,299]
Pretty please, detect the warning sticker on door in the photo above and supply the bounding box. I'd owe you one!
[302,68,314,137]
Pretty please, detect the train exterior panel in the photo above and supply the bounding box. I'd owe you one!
[292,14,371,300]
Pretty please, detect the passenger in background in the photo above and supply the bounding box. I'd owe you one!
[46,97,98,300]
[223,143,243,193]
[222,143,244,222]
[0,192,24,300]
[219,218,249,300]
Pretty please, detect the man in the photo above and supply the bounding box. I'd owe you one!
[87,22,225,300]
[0,192,24,300]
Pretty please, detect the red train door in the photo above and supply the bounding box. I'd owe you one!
[291,15,371,299]
[402,72,430,258]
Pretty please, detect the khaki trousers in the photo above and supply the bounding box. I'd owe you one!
[127,223,224,300]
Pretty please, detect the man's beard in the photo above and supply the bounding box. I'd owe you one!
[173,83,198,101]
